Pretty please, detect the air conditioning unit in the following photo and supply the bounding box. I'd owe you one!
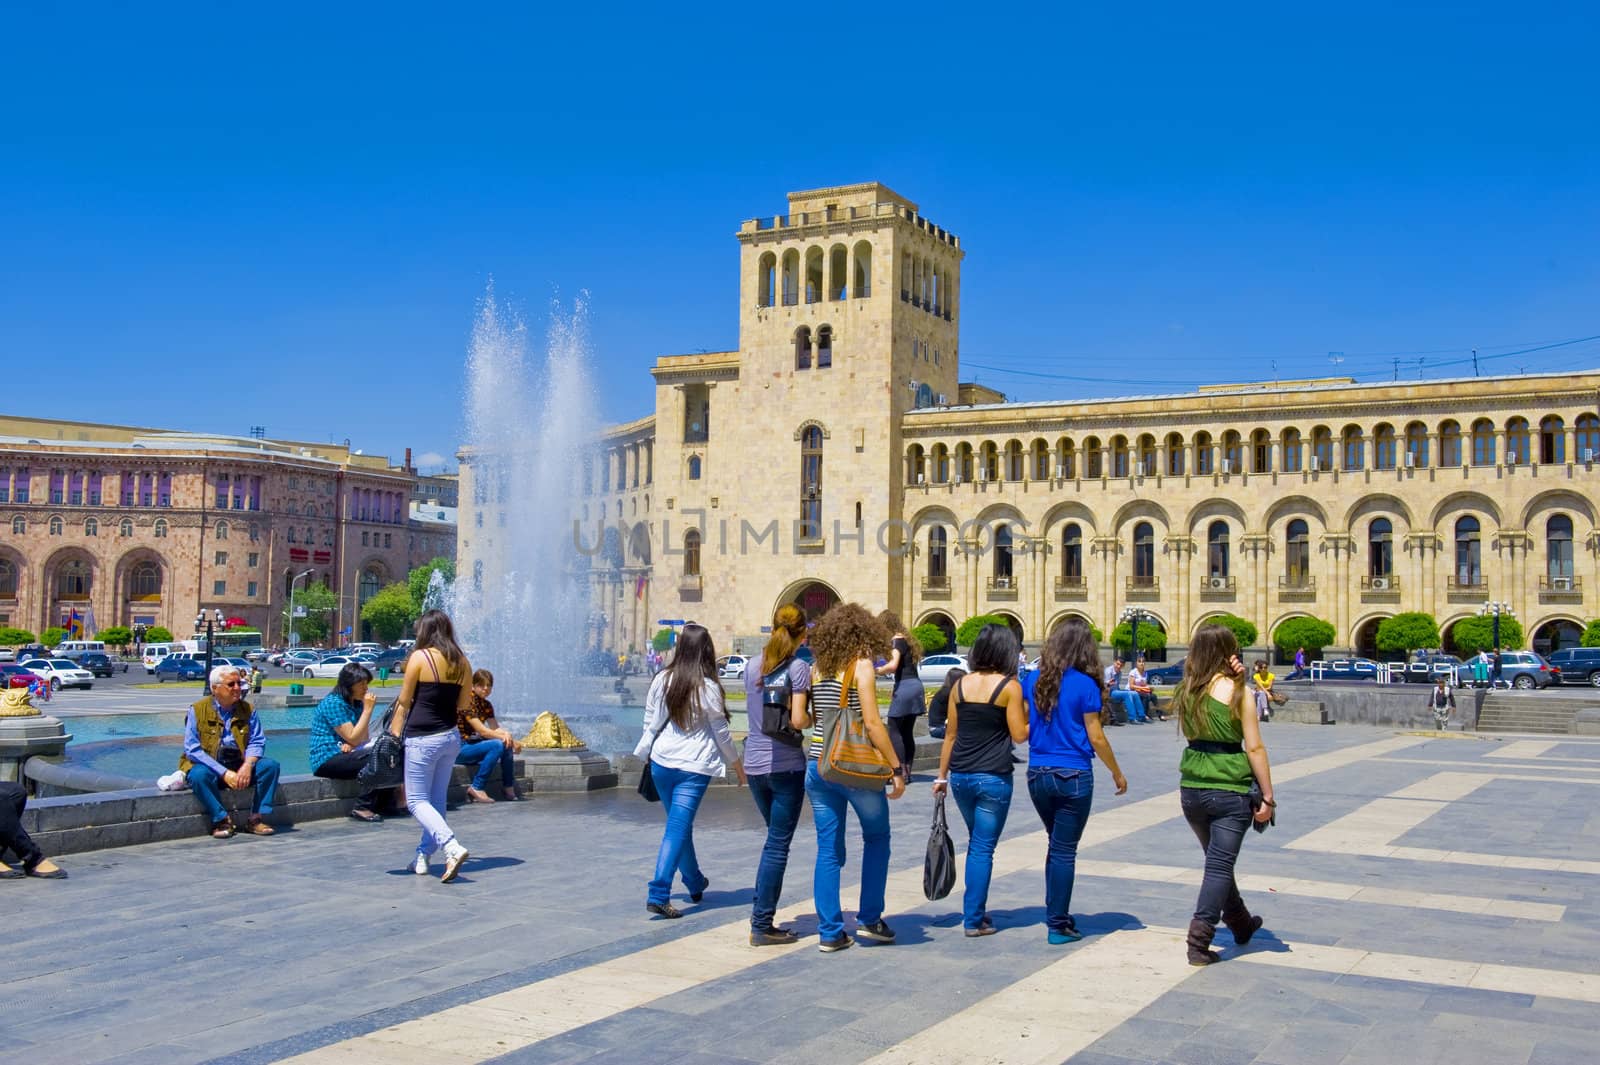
[915,473,926,485]
[951,475,962,486]
[936,393,949,405]
[1055,465,1066,479]
[1403,453,1415,468]
[1220,459,1232,474]
[1584,449,1595,463]
[994,576,1011,589]
[1310,456,1321,471]
[1209,576,1228,590]
[1507,451,1518,464]
[1552,576,1574,590]
[1369,576,1389,590]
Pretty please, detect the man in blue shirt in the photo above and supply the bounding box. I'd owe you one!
[180,666,281,838]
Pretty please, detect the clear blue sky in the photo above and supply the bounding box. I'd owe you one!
[4,3,1596,470]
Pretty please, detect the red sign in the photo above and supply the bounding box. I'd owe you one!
[313,550,332,563]
[289,548,309,562]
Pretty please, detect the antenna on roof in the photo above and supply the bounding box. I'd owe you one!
[249,426,265,439]
[1328,352,1345,373]
[1472,348,1479,377]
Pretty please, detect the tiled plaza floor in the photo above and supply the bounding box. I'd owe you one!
[5,722,1599,1064]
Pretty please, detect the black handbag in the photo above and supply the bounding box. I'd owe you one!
[1248,781,1275,834]
[923,792,957,900]
[359,704,405,790]
[637,719,667,802]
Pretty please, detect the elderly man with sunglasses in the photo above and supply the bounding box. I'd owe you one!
[179,665,282,838]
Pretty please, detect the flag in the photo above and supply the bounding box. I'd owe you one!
[84,603,98,638]
[67,609,83,638]
[635,575,647,600]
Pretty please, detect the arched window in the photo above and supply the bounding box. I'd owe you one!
[1057,438,1076,479]
[1132,522,1155,582]
[1372,425,1396,470]
[804,246,824,304]
[215,520,229,541]
[1540,415,1566,464]
[1084,436,1104,479]
[683,529,702,577]
[1221,431,1242,473]
[800,426,823,535]
[1505,417,1530,465]
[931,443,949,483]
[1404,422,1429,467]
[1548,514,1574,580]
[794,326,812,370]
[1311,426,1333,470]
[132,561,161,598]
[816,325,832,369]
[1285,519,1310,586]
[852,240,872,298]
[1207,521,1230,578]
[993,524,1014,582]
[10,517,22,535]
[1251,429,1271,473]
[756,251,777,308]
[1341,425,1364,470]
[1439,420,1462,466]
[1110,436,1129,478]
[1193,431,1213,475]
[118,518,133,537]
[1577,414,1600,461]
[828,244,848,301]
[1032,439,1050,480]
[358,567,382,606]
[1470,419,1496,465]
[0,558,15,597]
[153,518,167,539]
[955,443,974,483]
[288,527,297,543]
[687,455,701,480]
[1455,516,1482,586]
[1137,434,1157,476]
[906,445,926,485]
[928,526,948,584]
[1061,523,1083,581]
[780,249,800,306]
[1369,518,1393,578]
[1281,428,1303,472]
[979,441,999,482]
[48,516,62,536]
[84,517,98,537]
[1166,433,1185,475]
[57,559,90,598]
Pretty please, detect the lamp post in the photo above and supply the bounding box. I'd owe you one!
[194,608,224,685]
[1480,600,1514,686]
[288,568,315,649]
[1120,605,1155,662]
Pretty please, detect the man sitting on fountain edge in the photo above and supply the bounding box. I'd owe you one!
[180,665,282,839]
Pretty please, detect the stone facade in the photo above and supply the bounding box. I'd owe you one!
[459,182,1600,661]
[0,417,455,645]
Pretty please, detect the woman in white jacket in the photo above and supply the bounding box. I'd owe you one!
[634,623,745,918]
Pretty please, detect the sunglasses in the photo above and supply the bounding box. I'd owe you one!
[220,680,243,687]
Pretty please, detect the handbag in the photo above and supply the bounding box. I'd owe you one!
[359,703,405,790]
[820,667,895,789]
[1248,781,1275,834]
[923,792,957,900]
[637,717,668,802]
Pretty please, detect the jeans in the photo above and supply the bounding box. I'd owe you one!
[1110,690,1147,722]
[312,749,387,811]
[747,769,806,932]
[647,762,711,905]
[949,771,1013,929]
[0,781,45,868]
[405,728,462,857]
[456,737,515,791]
[805,759,891,941]
[1027,767,1095,933]
[187,757,281,826]
[1180,786,1253,925]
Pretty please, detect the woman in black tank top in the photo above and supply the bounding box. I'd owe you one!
[932,624,1027,936]
[389,609,475,883]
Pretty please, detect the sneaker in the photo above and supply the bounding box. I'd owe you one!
[690,880,708,904]
[411,854,429,876]
[854,919,896,944]
[440,840,469,883]
[750,927,800,946]
[818,936,853,953]
[964,920,998,938]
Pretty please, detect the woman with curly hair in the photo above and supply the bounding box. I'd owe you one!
[874,610,925,772]
[1023,619,1127,943]
[801,603,906,952]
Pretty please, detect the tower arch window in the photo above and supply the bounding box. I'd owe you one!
[1281,428,1303,472]
[1577,414,1600,460]
[1285,519,1310,585]
[84,517,98,537]
[1439,420,1462,466]
[1369,518,1393,577]
[756,251,777,308]
[687,456,701,480]
[1548,514,1574,580]
[993,524,1014,582]
[804,246,824,304]
[781,249,799,306]
[1251,429,1271,473]
[1193,432,1213,475]
[852,240,872,298]
[1311,426,1334,470]
[132,561,161,598]
[794,326,812,370]
[683,530,702,577]
[1341,425,1364,470]
[1470,419,1496,465]
[1506,417,1530,465]
[1061,523,1083,580]
[153,518,167,538]
[1540,415,1566,464]
[1083,436,1104,479]
[1132,522,1155,582]
[1207,521,1230,578]
[1404,422,1429,467]
[1372,424,1396,470]
[1455,516,1482,585]
[1166,433,1185,475]
[928,526,948,583]
[816,325,832,369]
[828,244,848,300]
[215,520,229,541]
[800,426,823,535]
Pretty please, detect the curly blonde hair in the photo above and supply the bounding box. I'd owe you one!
[810,603,891,677]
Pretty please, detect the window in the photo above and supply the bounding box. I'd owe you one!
[756,251,777,308]
[1061,523,1082,580]
[288,528,297,543]
[1369,518,1393,578]
[1312,427,1333,470]
[683,529,702,576]
[1404,422,1428,467]
[1166,433,1185,476]
[1084,436,1104,479]
[1057,438,1076,479]
[84,517,98,537]
[852,239,872,298]
[1505,417,1530,465]
[1033,440,1050,481]
[1132,522,1155,581]
[384,533,392,548]
[213,580,227,595]
[247,581,258,598]
[132,562,161,597]
[1373,425,1396,470]
[1439,420,1462,466]
[828,244,847,300]
[57,559,90,598]
[1577,414,1600,460]
[1285,519,1310,585]
[1110,436,1129,478]
[88,473,101,506]
[214,520,229,540]
[1470,419,1495,465]
[781,249,799,306]
[795,326,812,370]
[215,551,228,565]
[0,468,8,504]
[9,517,22,535]
[1193,432,1213,475]
[153,518,167,538]
[980,442,999,482]
[1548,515,1574,580]
[13,469,27,503]
[1007,441,1025,481]
[993,524,1014,581]
[359,568,382,606]
[1251,429,1271,473]
[1221,431,1242,473]
[929,527,948,581]
[1281,429,1303,472]
[800,426,823,536]
[0,559,15,597]
[1341,426,1364,470]
[248,552,259,567]
[118,519,133,538]
[249,524,259,542]
[805,246,823,304]
[49,471,63,504]
[956,443,974,483]
[817,325,833,369]
[322,529,333,547]
[1540,416,1566,464]
[688,456,702,480]
[49,516,63,536]
[1207,521,1230,577]
[362,531,370,547]
[1455,516,1482,585]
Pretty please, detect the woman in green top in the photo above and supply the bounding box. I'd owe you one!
[1172,624,1276,966]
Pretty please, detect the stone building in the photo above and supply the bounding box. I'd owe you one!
[0,416,455,645]
[460,182,1600,660]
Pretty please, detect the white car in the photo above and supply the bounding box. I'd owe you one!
[302,655,359,679]
[21,658,95,691]
[716,654,751,679]
[917,653,970,686]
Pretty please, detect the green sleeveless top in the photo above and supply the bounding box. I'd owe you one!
[1178,691,1252,793]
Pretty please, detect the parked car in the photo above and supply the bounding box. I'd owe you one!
[280,650,322,672]
[917,652,970,686]
[369,648,409,674]
[244,648,273,662]
[716,654,750,679]
[2,663,38,688]
[302,655,360,679]
[1461,651,1561,690]
[1396,653,1463,684]
[15,645,50,663]
[153,656,208,682]
[215,657,253,672]
[76,652,129,677]
[142,643,177,672]
[21,658,95,691]
[1141,659,1187,685]
[1319,657,1389,681]
[0,648,14,663]
[1547,647,1600,687]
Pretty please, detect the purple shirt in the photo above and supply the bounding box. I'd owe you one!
[742,655,812,775]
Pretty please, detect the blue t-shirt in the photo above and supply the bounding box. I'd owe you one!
[309,692,359,773]
[1023,667,1100,771]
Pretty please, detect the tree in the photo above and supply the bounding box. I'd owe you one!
[1207,613,1259,649]
[1448,615,1525,658]
[1375,612,1440,655]
[361,583,417,643]
[42,626,67,647]
[911,623,950,655]
[0,626,35,646]
[285,582,337,644]
[98,625,133,651]
[1582,620,1600,648]
[956,613,1011,647]
[407,557,457,612]
[1272,616,1335,657]
[651,628,674,652]
[145,626,175,644]
[1110,621,1167,655]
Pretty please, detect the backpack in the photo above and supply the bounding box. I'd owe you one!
[756,656,804,747]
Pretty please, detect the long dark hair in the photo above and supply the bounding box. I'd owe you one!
[1034,619,1102,721]
[761,603,808,674]
[663,623,722,729]
[1174,623,1245,737]
[414,609,466,681]
[968,623,1019,675]
[333,662,373,706]
[877,610,921,665]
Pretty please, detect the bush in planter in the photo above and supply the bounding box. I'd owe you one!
[1109,621,1167,656]
[1272,616,1335,659]
[1448,615,1524,658]
[98,625,133,652]
[1581,620,1600,648]
[145,626,175,644]
[1375,612,1440,656]
[910,623,950,655]
[42,626,68,647]
[0,626,36,647]
[956,613,1011,647]
[1206,613,1258,651]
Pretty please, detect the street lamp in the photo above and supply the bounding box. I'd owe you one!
[1120,605,1155,662]
[194,608,224,685]
[1480,600,1514,686]
[288,569,315,649]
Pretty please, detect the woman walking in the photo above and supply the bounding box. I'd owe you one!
[804,603,906,952]
[874,612,924,773]
[389,609,474,883]
[1022,619,1127,943]
[1173,623,1276,964]
[932,623,1027,936]
[635,623,743,919]
[741,604,812,945]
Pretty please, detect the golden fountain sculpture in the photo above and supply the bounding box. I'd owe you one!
[520,710,586,749]
[0,688,40,718]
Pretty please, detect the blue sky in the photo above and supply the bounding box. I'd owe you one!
[3,3,1596,470]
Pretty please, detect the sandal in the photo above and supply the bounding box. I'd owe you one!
[0,860,21,880]
[465,787,494,804]
[245,816,276,836]
[211,819,237,839]
[24,859,67,880]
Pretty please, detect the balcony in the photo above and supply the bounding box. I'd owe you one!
[1447,574,1487,602]
[921,574,951,600]
[1200,574,1237,600]
[1360,574,1401,601]
[1053,574,1087,601]
[1540,575,1583,604]
[1277,575,1317,602]
[1125,575,1160,601]
[678,573,703,601]
[986,575,1019,600]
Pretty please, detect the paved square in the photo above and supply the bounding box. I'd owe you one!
[6,723,1600,1064]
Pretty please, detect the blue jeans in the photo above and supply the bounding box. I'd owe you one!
[747,770,806,933]
[187,757,281,826]
[1027,766,1095,933]
[1180,786,1253,925]
[805,760,891,941]
[1110,690,1146,722]
[949,771,1013,929]
[648,762,711,905]
[405,728,461,857]
[456,738,515,791]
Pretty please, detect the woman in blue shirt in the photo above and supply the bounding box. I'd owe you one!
[309,663,390,822]
[1023,618,1128,943]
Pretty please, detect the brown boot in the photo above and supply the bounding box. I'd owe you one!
[1187,919,1220,966]
[1221,899,1264,946]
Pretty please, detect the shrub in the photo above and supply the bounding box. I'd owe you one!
[145,626,175,644]
[1375,612,1440,655]
[1110,621,1167,655]
[98,625,133,651]
[651,628,674,652]
[42,626,67,647]
[1448,615,1525,657]
[910,623,950,655]
[360,583,417,643]
[1206,613,1259,650]
[0,626,36,646]
[1581,620,1600,648]
[1272,616,1335,657]
[956,614,1011,647]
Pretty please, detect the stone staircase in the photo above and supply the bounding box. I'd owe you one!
[1475,691,1597,734]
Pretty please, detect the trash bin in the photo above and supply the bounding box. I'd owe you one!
[290,683,304,695]
[378,667,389,683]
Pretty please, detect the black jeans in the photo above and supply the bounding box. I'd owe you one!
[313,750,392,812]
[0,781,45,868]
[1180,786,1253,925]
[887,715,918,772]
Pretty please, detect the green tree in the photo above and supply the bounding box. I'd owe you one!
[0,626,36,646]
[956,613,1011,647]
[1447,615,1525,657]
[1110,621,1167,655]
[361,583,418,643]
[407,557,457,611]
[1207,613,1259,649]
[1272,616,1335,657]
[1582,620,1600,648]
[42,626,67,647]
[651,627,674,653]
[285,582,337,644]
[910,623,950,655]
[98,625,133,651]
[145,626,175,644]
[1375,612,1440,655]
